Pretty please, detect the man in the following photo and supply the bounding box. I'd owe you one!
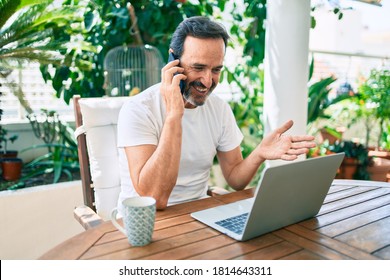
[117,16,315,213]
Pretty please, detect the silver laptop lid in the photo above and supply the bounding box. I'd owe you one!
[241,153,345,240]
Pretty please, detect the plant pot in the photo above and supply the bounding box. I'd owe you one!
[367,157,390,182]
[0,150,18,159]
[368,149,390,160]
[1,158,23,181]
[318,127,344,145]
[0,151,19,173]
[338,157,358,179]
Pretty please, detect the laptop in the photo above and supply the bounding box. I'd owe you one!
[191,153,345,241]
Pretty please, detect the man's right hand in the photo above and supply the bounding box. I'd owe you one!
[160,59,187,119]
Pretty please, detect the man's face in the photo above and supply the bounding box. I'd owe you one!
[179,36,225,108]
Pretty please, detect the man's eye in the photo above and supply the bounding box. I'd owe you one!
[213,68,222,73]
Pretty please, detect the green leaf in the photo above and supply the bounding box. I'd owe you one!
[84,10,98,32]
[0,0,21,30]
[205,3,213,15]
[308,55,314,81]
[311,16,316,29]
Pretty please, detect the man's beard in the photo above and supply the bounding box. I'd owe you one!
[183,80,216,107]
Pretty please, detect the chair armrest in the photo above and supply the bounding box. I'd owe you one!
[74,205,103,230]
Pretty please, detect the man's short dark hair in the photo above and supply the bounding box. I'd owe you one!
[169,16,230,57]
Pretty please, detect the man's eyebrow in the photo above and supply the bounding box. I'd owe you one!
[191,63,207,67]
[191,63,224,68]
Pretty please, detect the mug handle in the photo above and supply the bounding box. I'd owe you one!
[110,208,126,236]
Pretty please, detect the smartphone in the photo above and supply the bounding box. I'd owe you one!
[168,52,186,94]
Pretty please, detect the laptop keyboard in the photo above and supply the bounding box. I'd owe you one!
[215,213,249,235]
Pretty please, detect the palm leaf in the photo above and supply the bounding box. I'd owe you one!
[0,5,81,48]
[0,0,95,113]
[0,0,20,30]
[0,0,47,29]
[307,76,337,123]
[0,1,93,69]
[30,6,83,29]
[0,1,52,33]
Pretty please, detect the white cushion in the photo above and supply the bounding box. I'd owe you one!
[94,187,121,221]
[77,96,131,220]
[79,96,130,127]
[86,126,120,189]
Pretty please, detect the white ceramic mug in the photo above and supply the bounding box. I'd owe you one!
[111,196,156,246]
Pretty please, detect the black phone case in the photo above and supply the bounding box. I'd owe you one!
[168,53,185,94]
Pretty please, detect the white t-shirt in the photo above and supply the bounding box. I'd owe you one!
[117,83,243,214]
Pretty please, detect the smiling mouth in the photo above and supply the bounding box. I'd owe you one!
[192,85,208,95]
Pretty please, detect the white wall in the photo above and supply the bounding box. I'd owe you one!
[310,6,390,57]
[0,181,84,259]
[2,121,76,163]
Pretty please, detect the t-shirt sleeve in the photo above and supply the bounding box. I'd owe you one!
[217,102,244,152]
[117,100,158,148]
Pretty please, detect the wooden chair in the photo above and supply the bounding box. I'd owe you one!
[73,95,230,229]
[73,95,131,229]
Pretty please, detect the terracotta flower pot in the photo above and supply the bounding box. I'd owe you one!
[1,158,23,181]
[367,158,390,182]
[338,157,358,179]
[0,150,18,159]
[368,149,390,160]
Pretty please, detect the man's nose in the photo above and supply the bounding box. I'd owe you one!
[201,70,213,88]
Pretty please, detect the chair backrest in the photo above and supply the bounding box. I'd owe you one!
[73,95,131,220]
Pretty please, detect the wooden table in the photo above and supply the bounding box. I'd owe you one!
[40,180,390,260]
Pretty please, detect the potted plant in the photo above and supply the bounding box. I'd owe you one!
[0,127,23,181]
[317,126,345,145]
[328,140,370,180]
[0,127,18,158]
[1,83,22,181]
[0,0,88,185]
[306,59,351,143]
[16,109,80,187]
[356,68,390,151]
[356,68,390,181]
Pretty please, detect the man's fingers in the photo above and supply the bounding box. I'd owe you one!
[161,60,182,81]
[291,135,315,142]
[280,154,298,161]
[286,148,309,155]
[290,141,316,149]
[162,68,183,84]
[172,74,186,89]
[275,120,294,134]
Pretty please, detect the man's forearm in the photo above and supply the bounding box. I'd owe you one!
[224,147,265,190]
[137,116,183,209]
